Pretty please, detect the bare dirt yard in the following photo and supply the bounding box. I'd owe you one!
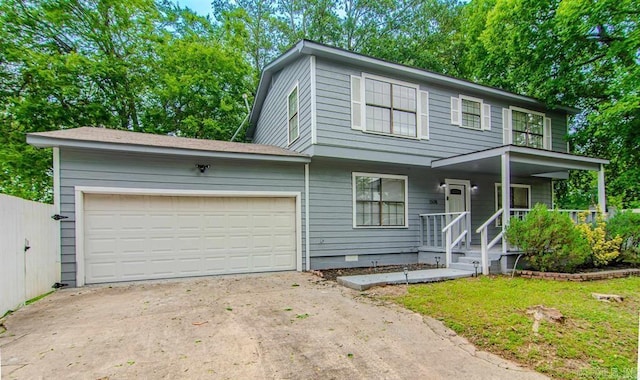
[0,272,547,379]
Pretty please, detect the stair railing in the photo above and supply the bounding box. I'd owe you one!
[475,208,504,275]
[442,212,470,268]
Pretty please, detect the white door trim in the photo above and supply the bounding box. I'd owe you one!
[444,178,471,214]
[74,186,303,286]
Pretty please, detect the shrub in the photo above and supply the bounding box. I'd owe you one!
[606,211,640,266]
[576,211,622,267]
[505,204,590,272]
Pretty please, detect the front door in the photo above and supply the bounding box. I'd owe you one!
[447,184,466,214]
[445,179,470,247]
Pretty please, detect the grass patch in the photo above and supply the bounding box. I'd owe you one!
[25,291,54,305]
[392,276,639,379]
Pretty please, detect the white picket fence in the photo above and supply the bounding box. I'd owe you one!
[1,194,60,316]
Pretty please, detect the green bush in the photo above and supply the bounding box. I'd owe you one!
[606,211,640,266]
[505,204,590,272]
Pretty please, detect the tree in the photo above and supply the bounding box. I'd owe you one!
[464,0,640,207]
[0,0,254,201]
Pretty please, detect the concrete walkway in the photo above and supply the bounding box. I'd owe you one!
[337,268,475,290]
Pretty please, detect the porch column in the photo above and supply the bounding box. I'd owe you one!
[501,152,511,255]
[598,163,606,213]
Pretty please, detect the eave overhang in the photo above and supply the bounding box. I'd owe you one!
[431,145,608,178]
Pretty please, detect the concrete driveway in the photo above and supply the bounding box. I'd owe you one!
[1,272,546,379]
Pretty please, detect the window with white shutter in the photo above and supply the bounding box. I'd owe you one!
[350,73,427,139]
[452,95,490,131]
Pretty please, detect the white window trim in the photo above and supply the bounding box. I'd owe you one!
[352,172,409,229]
[287,82,300,146]
[458,95,485,131]
[357,73,426,140]
[452,94,491,131]
[494,183,532,227]
[508,106,549,149]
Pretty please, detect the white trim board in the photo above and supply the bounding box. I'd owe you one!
[351,172,409,229]
[74,186,303,286]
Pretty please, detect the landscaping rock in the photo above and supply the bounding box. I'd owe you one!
[591,293,624,302]
[526,305,564,333]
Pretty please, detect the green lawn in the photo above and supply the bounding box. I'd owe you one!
[392,276,639,379]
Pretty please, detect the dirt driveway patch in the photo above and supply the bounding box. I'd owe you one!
[0,272,546,379]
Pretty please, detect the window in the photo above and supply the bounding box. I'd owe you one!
[450,95,491,130]
[365,78,417,137]
[512,109,543,149]
[351,74,429,139]
[503,107,552,149]
[287,85,299,144]
[461,99,481,129]
[495,184,531,226]
[353,173,408,227]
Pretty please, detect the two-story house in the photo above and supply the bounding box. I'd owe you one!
[28,40,608,287]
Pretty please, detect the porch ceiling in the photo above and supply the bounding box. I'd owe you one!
[430,145,609,178]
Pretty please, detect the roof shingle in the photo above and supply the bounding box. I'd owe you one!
[29,127,307,158]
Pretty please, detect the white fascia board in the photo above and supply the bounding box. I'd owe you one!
[508,145,609,165]
[248,40,306,132]
[431,145,608,170]
[26,136,311,164]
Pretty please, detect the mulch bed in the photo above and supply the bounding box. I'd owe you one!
[318,263,437,281]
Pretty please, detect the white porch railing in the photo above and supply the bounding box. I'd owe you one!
[419,212,470,267]
[476,207,601,276]
[510,208,599,223]
[475,208,504,276]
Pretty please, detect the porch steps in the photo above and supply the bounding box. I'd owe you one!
[450,253,502,273]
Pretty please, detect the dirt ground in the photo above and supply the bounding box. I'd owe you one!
[0,272,547,379]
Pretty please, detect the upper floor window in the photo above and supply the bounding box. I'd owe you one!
[287,85,299,144]
[450,95,491,131]
[351,74,429,140]
[512,109,543,149]
[353,172,408,228]
[502,107,552,150]
[365,78,417,137]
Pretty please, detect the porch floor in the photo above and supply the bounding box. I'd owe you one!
[336,268,474,291]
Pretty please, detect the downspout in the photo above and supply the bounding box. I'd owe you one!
[305,163,310,271]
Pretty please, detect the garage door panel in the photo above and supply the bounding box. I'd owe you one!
[84,194,297,284]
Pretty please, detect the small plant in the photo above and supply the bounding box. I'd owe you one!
[576,211,622,266]
[606,211,640,265]
[505,204,589,272]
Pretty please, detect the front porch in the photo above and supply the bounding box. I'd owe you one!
[421,145,609,275]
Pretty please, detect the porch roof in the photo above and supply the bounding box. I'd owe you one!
[430,145,609,178]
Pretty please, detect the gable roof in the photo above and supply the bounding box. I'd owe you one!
[247,39,579,139]
[27,127,309,163]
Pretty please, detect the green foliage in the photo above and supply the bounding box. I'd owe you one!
[575,211,622,267]
[505,204,589,272]
[468,0,640,207]
[606,211,640,265]
[0,0,253,201]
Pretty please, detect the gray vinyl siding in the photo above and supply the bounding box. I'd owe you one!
[253,56,312,153]
[307,159,552,269]
[314,57,568,164]
[58,148,306,287]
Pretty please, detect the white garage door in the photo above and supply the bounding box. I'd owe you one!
[83,194,297,284]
